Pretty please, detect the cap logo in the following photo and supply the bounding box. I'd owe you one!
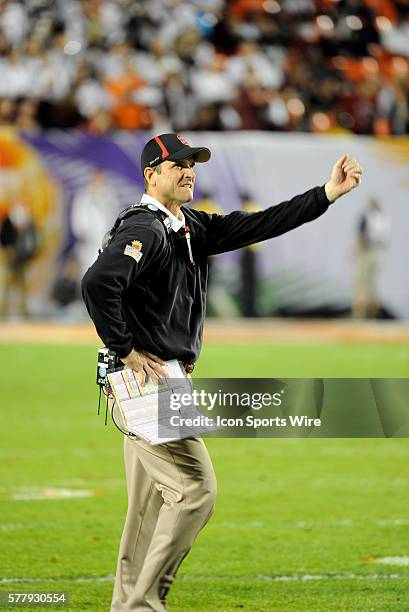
[177,135,189,145]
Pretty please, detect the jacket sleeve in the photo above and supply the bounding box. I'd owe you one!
[81,218,165,358]
[206,185,330,255]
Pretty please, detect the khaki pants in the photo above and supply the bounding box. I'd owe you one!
[110,435,217,611]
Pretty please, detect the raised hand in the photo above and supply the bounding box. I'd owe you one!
[325,154,363,203]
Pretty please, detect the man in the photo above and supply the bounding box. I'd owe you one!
[82,133,363,611]
[71,169,120,279]
[353,197,389,319]
[0,202,38,319]
[238,192,261,317]
[190,191,225,316]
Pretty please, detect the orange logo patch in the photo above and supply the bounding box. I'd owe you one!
[131,240,142,251]
[124,239,143,262]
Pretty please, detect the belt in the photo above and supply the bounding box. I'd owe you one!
[183,363,195,374]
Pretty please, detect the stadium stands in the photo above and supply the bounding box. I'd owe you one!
[0,0,408,134]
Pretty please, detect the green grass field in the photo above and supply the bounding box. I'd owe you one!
[1,341,408,611]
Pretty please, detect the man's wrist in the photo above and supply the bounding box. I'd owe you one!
[324,182,338,204]
[121,348,137,362]
[117,345,135,360]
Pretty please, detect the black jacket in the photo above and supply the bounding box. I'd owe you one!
[82,185,330,363]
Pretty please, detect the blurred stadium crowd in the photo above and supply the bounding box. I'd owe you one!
[0,0,408,135]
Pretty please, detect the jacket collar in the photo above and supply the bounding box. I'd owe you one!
[141,194,185,233]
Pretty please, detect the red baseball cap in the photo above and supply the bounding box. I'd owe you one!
[141,133,211,175]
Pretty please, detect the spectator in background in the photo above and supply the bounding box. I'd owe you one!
[376,77,409,135]
[0,202,38,319]
[239,192,261,317]
[46,27,81,102]
[191,191,224,218]
[61,0,125,49]
[15,98,39,130]
[338,79,378,134]
[74,61,112,121]
[0,97,16,126]
[191,192,225,316]
[381,10,409,58]
[104,56,153,129]
[71,170,119,279]
[162,67,196,131]
[234,66,270,129]
[85,107,113,133]
[0,0,29,49]
[191,53,237,109]
[22,37,50,99]
[226,41,284,91]
[82,0,125,48]
[353,197,390,319]
[1,48,30,99]
[51,256,81,310]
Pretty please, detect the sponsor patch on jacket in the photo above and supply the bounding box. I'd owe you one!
[124,240,143,262]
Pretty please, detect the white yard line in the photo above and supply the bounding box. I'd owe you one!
[0,448,119,459]
[375,519,409,526]
[0,524,25,531]
[1,487,99,501]
[0,478,123,493]
[375,557,409,566]
[10,488,97,501]
[220,518,408,529]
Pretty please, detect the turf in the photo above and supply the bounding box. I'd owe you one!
[0,341,408,611]
[195,342,409,378]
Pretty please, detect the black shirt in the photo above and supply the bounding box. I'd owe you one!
[82,185,330,363]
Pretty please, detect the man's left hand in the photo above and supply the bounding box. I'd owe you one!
[325,154,363,203]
